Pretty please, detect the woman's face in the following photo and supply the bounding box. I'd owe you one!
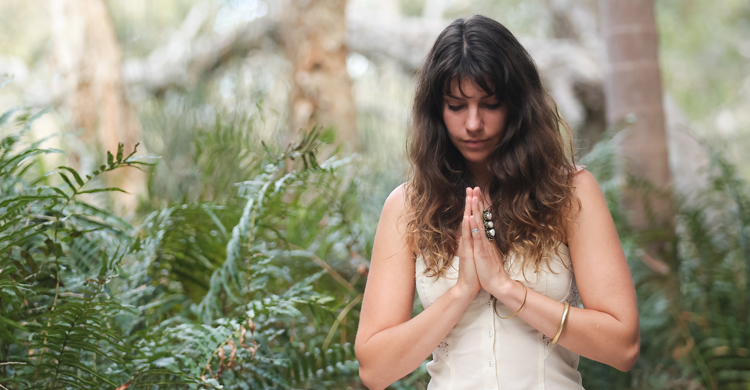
[442,77,508,166]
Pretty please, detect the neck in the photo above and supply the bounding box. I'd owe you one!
[466,160,493,190]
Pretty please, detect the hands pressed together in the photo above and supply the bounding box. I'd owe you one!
[455,187,515,299]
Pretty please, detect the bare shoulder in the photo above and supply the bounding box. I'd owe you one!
[383,183,409,212]
[565,168,610,237]
[560,164,600,204]
[380,183,413,232]
[571,168,601,196]
[370,182,415,263]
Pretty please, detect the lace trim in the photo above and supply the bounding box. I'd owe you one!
[438,340,449,358]
[567,271,581,308]
[542,333,553,350]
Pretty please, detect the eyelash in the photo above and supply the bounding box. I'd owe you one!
[447,103,503,111]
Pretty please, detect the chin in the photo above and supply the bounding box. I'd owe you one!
[461,153,489,164]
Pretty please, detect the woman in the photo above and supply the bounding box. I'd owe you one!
[354,15,639,390]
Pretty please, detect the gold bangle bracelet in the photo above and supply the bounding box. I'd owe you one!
[497,282,527,319]
[551,301,570,345]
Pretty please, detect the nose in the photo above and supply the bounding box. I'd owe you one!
[465,104,482,132]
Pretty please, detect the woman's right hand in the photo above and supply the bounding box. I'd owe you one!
[454,187,481,298]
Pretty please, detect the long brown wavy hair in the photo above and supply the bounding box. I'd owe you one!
[405,15,580,278]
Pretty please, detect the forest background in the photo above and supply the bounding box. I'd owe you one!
[1,0,749,389]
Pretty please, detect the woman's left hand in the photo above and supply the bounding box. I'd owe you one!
[468,187,513,294]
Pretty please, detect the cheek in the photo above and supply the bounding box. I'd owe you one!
[499,107,510,125]
[442,110,461,136]
[441,107,453,124]
[488,111,508,131]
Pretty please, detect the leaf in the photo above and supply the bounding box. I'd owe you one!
[58,171,76,191]
[0,314,28,332]
[78,187,130,194]
[65,360,118,385]
[0,106,19,125]
[47,185,70,199]
[124,141,140,161]
[131,236,141,251]
[318,126,336,144]
[20,250,39,273]
[20,107,51,133]
[107,150,114,166]
[116,141,124,163]
[57,166,84,187]
[153,357,177,367]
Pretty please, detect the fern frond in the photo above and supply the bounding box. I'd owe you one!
[26,294,131,389]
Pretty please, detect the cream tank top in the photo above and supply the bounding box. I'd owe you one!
[415,244,584,390]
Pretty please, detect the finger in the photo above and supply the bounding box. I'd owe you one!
[464,187,472,219]
[461,215,470,254]
[462,188,473,250]
[470,187,478,215]
[468,208,486,254]
[479,189,489,235]
[474,188,484,233]
[475,187,486,213]
[471,195,485,240]
[474,187,490,253]
[473,187,484,222]
[474,188,492,249]
[473,194,495,259]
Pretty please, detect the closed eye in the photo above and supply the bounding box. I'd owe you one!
[447,104,464,111]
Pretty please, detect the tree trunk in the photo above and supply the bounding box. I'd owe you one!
[280,0,358,151]
[599,0,673,232]
[50,0,146,216]
[544,0,601,49]
[542,0,606,154]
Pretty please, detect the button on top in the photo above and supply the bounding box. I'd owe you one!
[488,330,493,338]
[486,300,492,307]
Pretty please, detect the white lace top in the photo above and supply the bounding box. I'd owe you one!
[414,244,584,390]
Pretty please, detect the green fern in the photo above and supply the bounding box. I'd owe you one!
[0,106,157,389]
[26,286,131,389]
[578,135,750,389]
[1,99,367,389]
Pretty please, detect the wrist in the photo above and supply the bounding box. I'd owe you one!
[486,277,519,301]
[450,284,479,302]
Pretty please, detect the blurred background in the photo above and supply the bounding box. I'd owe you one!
[1,0,749,389]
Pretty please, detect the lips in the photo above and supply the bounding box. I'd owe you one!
[464,139,486,148]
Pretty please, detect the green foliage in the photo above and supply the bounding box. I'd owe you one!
[117,122,370,389]
[578,135,750,389]
[12,95,749,390]
[0,107,155,389]
[0,103,373,389]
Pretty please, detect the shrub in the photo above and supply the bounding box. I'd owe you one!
[0,105,368,389]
